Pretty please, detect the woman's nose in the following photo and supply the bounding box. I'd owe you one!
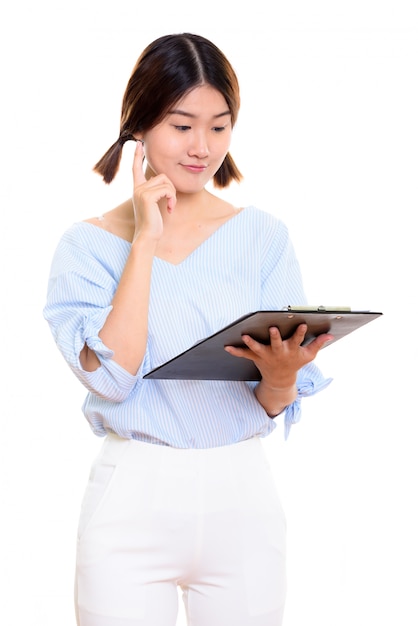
[187,134,209,158]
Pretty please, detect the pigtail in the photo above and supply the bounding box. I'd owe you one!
[93,132,135,184]
[213,152,243,188]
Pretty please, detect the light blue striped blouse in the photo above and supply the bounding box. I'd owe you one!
[43,206,332,446]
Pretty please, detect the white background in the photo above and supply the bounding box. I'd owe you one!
[1,1,417,624]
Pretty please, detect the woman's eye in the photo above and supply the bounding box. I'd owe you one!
[213,126,226,132]
[174,125,191,131]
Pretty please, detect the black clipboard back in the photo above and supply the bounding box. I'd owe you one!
[143,308,382,381]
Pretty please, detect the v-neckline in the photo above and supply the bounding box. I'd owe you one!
[80,206,248,266]
[154,207,246,266]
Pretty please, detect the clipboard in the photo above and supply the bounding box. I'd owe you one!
[143,308,382,381]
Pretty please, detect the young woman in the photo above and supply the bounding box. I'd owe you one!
[44,32,332,626]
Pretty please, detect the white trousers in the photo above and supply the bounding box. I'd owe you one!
[75,435,287,626]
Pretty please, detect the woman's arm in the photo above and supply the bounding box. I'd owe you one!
[81,141,176,375]
[254,380,298,418]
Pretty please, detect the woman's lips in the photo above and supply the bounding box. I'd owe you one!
[181,164,208,173]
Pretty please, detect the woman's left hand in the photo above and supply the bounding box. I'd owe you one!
[224,323,333,390]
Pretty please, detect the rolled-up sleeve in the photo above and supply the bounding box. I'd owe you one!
[283,363,333,438]
[43,227,143,401]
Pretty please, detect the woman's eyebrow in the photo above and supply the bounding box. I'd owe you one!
[168,109,231,119]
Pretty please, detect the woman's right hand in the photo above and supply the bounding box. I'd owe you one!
[132,140,177,243]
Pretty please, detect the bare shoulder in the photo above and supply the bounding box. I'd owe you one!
[83,200,134,242]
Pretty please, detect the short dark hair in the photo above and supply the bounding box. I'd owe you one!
[93,33,243,187]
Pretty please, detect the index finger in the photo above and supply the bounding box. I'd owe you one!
[133,140,146,187]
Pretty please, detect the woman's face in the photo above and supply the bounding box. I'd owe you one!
[139,85,233,193]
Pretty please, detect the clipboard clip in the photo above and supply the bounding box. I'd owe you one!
[284,305,352,312]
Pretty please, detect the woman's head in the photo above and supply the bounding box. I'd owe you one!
[94,33,242,187]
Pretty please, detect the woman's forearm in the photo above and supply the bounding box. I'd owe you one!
[80,233,158,374]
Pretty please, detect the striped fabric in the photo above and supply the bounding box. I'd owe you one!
[43,206,332,446]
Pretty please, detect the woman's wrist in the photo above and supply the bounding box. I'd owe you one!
[255,379,298,418]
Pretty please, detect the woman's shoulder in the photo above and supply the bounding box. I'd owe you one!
[59,201,133,248]
[82,200,134,243]
[241,205,287,231]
